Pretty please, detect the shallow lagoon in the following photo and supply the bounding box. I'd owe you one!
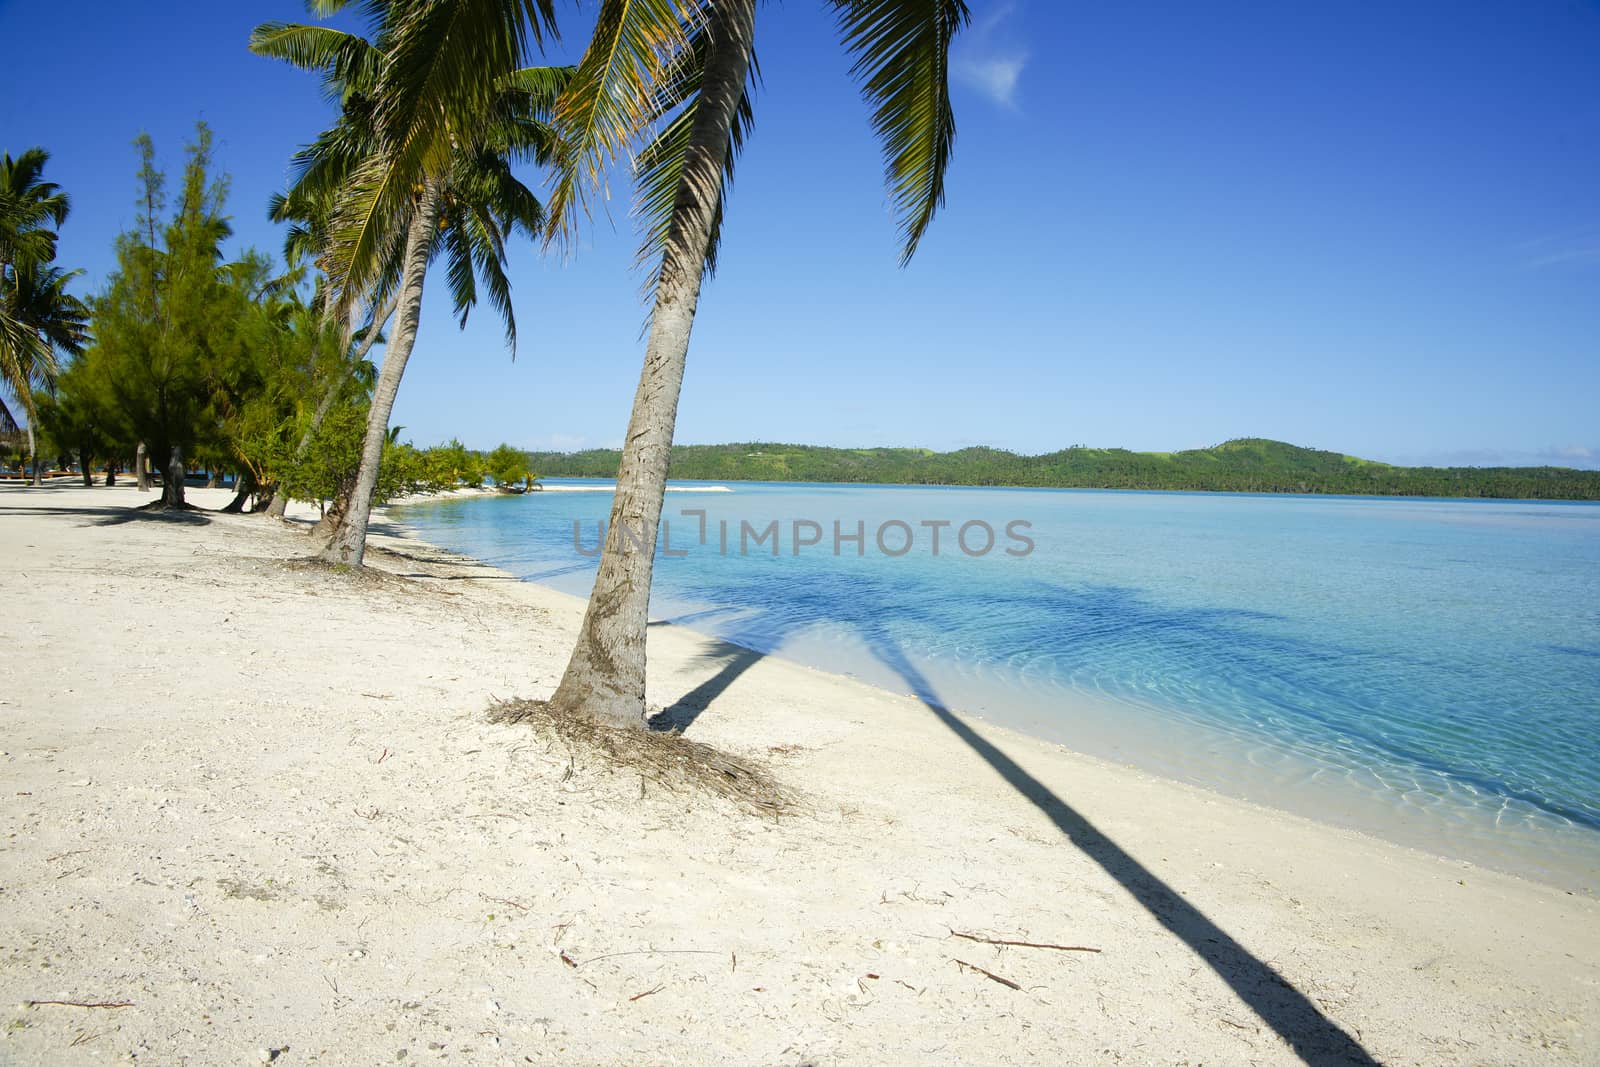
[395,482,1600,890]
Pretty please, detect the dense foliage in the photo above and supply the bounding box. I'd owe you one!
[523,438,1600,501]
[484,442,532,490]
[34,126,532,512]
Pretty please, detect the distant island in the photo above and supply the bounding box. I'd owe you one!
[524,438,1600,500]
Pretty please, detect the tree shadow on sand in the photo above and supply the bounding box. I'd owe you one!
[650,599,1378,1066]
[91,505,212,527]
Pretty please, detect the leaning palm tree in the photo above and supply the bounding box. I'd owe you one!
[541,0,968,727]
[256,189,398,519]
[250,1,566,563]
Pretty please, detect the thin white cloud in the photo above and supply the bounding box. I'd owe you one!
[956,54,1029,108]
[1517,226,1600,269]
[954,0,1028,109]
[1524,244,1600,269]
[973,0,1020,36]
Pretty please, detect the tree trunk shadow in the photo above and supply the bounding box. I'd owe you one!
[655,616,1379,1064]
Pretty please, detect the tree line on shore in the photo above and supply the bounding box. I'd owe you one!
[4,0,972,732]
[525,438,1600,500]
[2,127,535,506]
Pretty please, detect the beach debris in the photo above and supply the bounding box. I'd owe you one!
[627,985,664,1003]
[952,959,1021,991]
[948,929,1101,953]
[481,894,530,912]
[23,1000,133,1010]
[576,948,720,968]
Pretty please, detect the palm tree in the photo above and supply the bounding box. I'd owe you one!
[257,189,398,519]
[3,263,90,483]
[0,148,68,275]
[542,0,968,726]
[1,147,81,483]
[251,1,566,564]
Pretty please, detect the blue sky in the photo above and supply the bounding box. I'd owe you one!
[3,0,1598,467]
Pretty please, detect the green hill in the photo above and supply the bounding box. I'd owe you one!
[522,438,1600,500]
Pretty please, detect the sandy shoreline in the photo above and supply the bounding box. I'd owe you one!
[3,484,1598,1064]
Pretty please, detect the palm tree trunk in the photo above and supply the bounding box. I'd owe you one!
[266,295,397,520]
[318,180,443,566]
[135,442,149,491]
[546,0,757,728]
[26,422,39,486]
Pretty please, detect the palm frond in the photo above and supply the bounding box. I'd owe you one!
[313,3,558,330]
[499,64,573,110]
[485,65,574,169]
[376,0,561,147]
[1,147,70,271]
[319,119,448,330]
[632,17,758,284]
[440,216,480,336]
[248,22,383,100]
[830,0,969,263]
[545,0,701,245]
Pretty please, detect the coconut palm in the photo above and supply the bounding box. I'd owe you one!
[0,148,68,275]
[256,187,398,519]
[251,0,566,563]
[2,262,90,483]
[541,0,969,726]
[1,147,82,482]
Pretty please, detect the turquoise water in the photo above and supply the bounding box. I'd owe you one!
[392,482,1600,889]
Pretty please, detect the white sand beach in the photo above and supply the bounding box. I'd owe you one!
[2,485,1597,1065]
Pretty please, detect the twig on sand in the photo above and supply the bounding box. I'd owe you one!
[949,929,1101,953]
[579,949,721,968]
[627,985,665,1002]
[953,959,1021,991]
[482,895,530,911]
[25,1000,133,1010]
